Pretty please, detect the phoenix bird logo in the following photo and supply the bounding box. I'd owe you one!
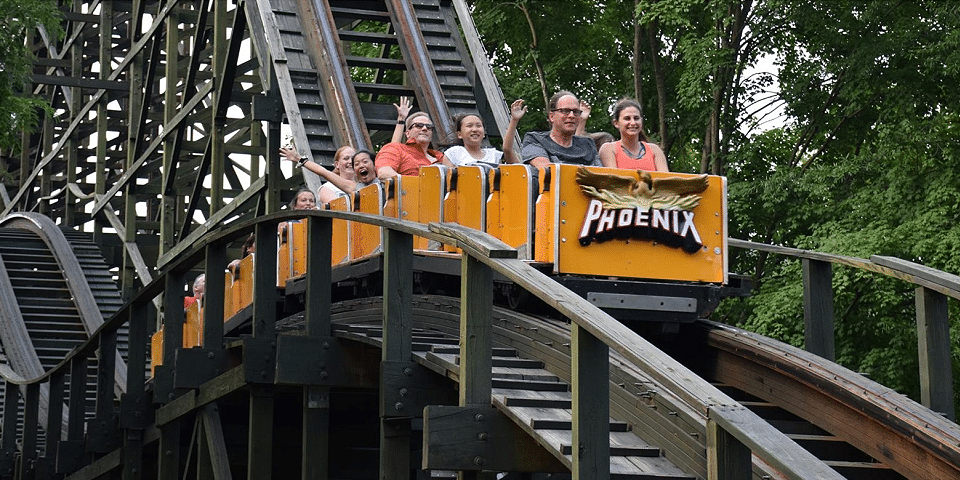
[575,167,709,211]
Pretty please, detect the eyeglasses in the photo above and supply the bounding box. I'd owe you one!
[409,122,435,131]
[551,108,582,117]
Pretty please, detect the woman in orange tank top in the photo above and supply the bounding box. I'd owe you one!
[598,98,669,172]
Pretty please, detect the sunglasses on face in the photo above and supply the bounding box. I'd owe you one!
[408,122,435,131]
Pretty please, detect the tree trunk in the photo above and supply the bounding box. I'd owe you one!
[519,2,549,109]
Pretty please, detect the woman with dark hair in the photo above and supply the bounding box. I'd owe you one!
[444,99,526,167]
[279,146,379,195]
[599,98,668,172]
[288,187,317,210]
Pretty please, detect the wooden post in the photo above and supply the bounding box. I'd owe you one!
[802,258,835,361]
[248,387,274,480]
[203,242,227,348]
[20,383,39,479]
[459,254,493,407]
[253,222,278,338]
[303,217,332,480]
[304,217,332,336]
[706,418,751,480]
[458,255,493,480]
[571,324,609,480]
[381,229,413,480]
[916,286,954,420]
[1,380,18,474]
[158,419,180,480]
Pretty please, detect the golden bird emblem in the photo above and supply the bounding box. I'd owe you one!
[575,167,709,211]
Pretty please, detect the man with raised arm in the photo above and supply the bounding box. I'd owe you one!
[520,90,600,167]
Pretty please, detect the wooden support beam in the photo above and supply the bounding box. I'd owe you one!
[916,286,955,420]
[423,406,566,473]
[88,330,119,452]
[253,221,278,338]
[158,419,180,480]
[572,324,610,480]
[247,388,274,480]
[0,381,17,476]
[802,258,834,361]
[301,386,330,480]
[707,418,751,480]
[459,254,493,407]
[201,404,233,480]
[21,383,40,479]
[204,242,227,349]
[381,229,414,480]
[304,217,332,336]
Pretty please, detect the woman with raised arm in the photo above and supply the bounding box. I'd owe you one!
[599,98,668,172]
[443,99,526,167]
[317,146,356,204]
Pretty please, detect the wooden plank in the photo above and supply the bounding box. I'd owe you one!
[707,417,751,480]
[430,222,517,259]
[873,255,960,298]
[572,325,610,479]
[802,258,835,361]
[709,405,842,480]
[915,287,954,420]
[459,255,493,406]
[247,388,273,480]
[201,403,234,480]
[382,229,414,362]
[305,218,332,336]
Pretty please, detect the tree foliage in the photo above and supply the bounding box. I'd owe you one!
[470,0,960,413]
[0,0,62,155]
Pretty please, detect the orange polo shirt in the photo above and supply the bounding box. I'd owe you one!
[375,140,445,176]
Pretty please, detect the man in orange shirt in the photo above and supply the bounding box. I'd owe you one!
[375,112,451,179]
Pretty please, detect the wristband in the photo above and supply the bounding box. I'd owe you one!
[397,119,406,124]
[297,156,308,168]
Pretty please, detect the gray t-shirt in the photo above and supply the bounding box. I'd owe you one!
[520,131,600,166]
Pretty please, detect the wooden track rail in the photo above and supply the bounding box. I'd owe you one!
[728,238,960,419]
[0,210,848,479]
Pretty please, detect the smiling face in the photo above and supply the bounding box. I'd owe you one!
[548,94,581,136]
[404,114,435,147]
[336,147,356,180]
[613,106,643,139]
[457,114,485,148]
[352,152,376,184]
[292,190,316,210]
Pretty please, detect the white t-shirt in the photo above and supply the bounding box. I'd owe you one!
[318,181,346,200]
[444,145,502,168]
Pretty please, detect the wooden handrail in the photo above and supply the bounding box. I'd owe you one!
[728,237,957,419]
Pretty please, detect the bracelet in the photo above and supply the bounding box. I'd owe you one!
[297,156,308,168]
[397,119,406,124]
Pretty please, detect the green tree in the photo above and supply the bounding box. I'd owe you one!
[0,0,62,157]
[472,0,960,413]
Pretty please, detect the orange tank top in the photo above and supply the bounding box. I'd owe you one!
[613,141,658,171]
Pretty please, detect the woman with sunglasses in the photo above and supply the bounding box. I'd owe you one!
[599,98,668,172]
[375,111,452,179]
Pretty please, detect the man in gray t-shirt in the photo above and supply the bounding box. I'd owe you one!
[521,91,599,167]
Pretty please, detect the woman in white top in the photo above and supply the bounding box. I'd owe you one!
[443,99,526,167]
[317,146,356,204]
